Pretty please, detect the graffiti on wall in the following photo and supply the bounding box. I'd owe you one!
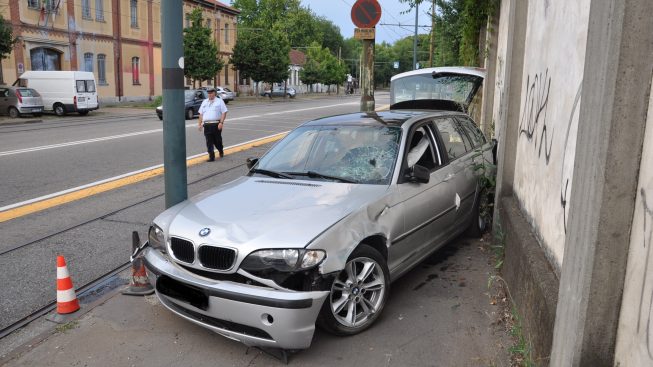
[519,69,553,164]
[635,188,653,359]
[559,85,582,233]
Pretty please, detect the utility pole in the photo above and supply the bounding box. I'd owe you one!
[161,0,187,208]
[413,2,418,70]
[429,0,435,67]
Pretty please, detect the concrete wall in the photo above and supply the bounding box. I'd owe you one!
[614,75,653,366]
[512,0,590,269]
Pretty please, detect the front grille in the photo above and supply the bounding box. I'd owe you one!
[170,237,195,263]
[198,246,236,270]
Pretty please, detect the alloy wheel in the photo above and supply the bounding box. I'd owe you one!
[329,256,386,328]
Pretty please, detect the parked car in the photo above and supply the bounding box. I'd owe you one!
[156,89,208,120]
[0,86,44,118]
[261,86,296,98]
[197,86,235,104]
[137,67,494,351]
[17,71,99,116]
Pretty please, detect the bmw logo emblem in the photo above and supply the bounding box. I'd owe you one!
[199,228,211,237]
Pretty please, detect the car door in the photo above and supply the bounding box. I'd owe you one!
[0,88,9,113]
[433,117,477,231]
[389,121,458,276]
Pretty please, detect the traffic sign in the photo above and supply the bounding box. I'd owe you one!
[351,0,382,29]
[354,28,376,40]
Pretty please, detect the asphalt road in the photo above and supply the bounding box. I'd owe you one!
[0,94,387,208]
[0,93,389,333]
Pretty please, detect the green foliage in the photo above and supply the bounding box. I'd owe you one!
[300,42,346,91]
[230,29,290,86]
[183,8,224,85]
[0,15,16,60]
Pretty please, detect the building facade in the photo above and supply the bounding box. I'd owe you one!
[1,0,239,104]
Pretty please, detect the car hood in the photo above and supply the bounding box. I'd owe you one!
[163,176,389,249]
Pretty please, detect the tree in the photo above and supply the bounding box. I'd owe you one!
[183,8,223,87]
[300,42,346,93]
[0,15,17,83]
[230,29,290,96]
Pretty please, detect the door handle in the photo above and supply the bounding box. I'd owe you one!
[443,173,455,182]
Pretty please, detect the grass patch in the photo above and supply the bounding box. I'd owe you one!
[508,306,535,366]
[55,320,78,334]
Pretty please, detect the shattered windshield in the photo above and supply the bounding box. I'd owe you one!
[256,125,402,184]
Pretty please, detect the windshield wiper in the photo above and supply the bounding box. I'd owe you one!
[250,168,294,179]
[286,171,357,183]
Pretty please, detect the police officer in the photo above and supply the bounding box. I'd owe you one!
[198,87,228,161]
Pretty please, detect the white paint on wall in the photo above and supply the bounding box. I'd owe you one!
[614,74,653,366]
[512,0,590,267]
[490,0,512,143]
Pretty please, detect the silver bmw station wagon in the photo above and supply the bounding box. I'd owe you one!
[139,67,495,351]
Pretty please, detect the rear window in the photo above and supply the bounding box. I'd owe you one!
[17,88,40,97]
[76,80,96,93]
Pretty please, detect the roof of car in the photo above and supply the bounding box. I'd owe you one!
[302,110,467,128]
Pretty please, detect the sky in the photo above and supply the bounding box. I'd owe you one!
[301,0,431,45]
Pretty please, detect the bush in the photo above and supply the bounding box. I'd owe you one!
[150,95,163,107]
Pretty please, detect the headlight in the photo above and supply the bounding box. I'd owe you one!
[148,224,165,251]
[240,249,326,272]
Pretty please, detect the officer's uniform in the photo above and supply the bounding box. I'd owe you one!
[198,91,228,161]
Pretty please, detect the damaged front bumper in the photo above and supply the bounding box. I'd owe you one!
[142,247,329,350]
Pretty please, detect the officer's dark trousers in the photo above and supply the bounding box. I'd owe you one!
[203,123,223,160]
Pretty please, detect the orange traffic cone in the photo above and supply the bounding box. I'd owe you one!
[56,255,80,314]
[122,231,154,296]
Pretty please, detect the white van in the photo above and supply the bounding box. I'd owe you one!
[16,71,99,116]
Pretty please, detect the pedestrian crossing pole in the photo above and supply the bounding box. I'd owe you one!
[351,0,382,113]
[161,0,188,208]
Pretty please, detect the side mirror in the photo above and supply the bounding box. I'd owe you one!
[246,157,259,170]
[405,164,430,184]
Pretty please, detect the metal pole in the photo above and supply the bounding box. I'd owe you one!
[161,0,187,208]
[360,38,375,112]
[413,2,418,70]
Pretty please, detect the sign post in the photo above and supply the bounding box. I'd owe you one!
[351,0,381,113]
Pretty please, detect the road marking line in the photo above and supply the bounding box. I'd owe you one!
[0,132,288,223]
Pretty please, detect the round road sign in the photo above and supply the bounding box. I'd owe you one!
[351,0,382,29]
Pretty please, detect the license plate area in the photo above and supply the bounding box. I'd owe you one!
[156,275,209,310]
[78,97,85,102]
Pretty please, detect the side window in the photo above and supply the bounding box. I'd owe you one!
[406,125,437,170]
[457,117,486,148]
[435,117,470,160]
[76,80,86,93]
[0,88,7,97]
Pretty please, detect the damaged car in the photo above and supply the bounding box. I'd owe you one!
[136,67,494,351]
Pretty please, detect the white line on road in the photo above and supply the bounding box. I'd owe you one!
[0,102,357,157]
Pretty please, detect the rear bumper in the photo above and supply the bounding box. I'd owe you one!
[143,247,329,349]
[18,106,44,113]
[64,104,99,112]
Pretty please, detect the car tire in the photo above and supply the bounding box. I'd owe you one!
[8,107,20,118]
[466,189,490,238]
[224,100,229,104]
[54,103,66,116]
[185,108,194,120]
[317,244,390,336]
[78,110,89,116]
[157,115,163,121]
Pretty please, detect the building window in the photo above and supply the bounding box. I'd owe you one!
[97,54,107,84]
[206,19,211,29]
[224,64,229,85]
[130,0,138,28]
[28,0,40,9]
[95,0,104,21]
[132,57,140,85]
[84,53,93,72]
[224,23,229,44]
[82,0,91,19]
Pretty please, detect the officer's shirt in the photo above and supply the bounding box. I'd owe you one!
[199,97,228,122]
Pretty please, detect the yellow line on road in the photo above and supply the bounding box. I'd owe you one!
[0,132,287,223]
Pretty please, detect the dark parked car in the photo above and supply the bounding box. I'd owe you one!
[0,86,44,118]
[156,89,208,120]
[137,67,495,351]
